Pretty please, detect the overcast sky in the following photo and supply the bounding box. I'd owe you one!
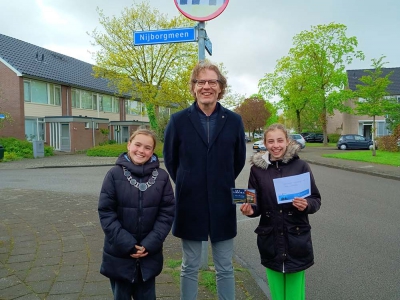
[1,0,399,97]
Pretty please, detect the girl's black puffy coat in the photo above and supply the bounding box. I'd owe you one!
[98,153,175,282]
[248,143,321,273]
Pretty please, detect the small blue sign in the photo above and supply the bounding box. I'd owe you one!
[0,114,5,119]
[134,27,196,46]
[205,38,212,56]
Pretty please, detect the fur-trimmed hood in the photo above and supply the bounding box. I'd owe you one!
[250,141,301,170]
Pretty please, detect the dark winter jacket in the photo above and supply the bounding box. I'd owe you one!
[248,142,321,273]
[163,102,246,242]
[98,153,175,282]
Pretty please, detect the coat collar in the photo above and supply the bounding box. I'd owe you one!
[187,102,228,147]
[250,141,300,170]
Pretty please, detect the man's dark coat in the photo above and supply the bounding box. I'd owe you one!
[163,102,246,242]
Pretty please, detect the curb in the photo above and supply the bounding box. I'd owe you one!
[303,159,400,181]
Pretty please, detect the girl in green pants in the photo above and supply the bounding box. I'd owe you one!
[240,124,321,300]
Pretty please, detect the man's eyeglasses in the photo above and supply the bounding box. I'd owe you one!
[193,79,220,87]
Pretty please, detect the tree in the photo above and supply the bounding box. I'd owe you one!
[89,1,198,129]
[354,56,398,156]
[235,96,271,136]
[260,23,364,144]
[259,56,317,133]
[220,91,246,111]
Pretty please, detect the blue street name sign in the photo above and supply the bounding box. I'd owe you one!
[0,114,5,119]
[134,27,196,46]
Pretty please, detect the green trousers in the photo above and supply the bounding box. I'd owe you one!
[266,268,305,300]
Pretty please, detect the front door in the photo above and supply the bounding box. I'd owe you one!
[121,126,129,143]
[60,123,71,152]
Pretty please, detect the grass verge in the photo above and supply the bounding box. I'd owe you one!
[322,150,400,167]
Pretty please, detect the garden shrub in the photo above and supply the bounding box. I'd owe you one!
[86,142,163,158]
[328,133,340,143]
[0,137,54,161]
[376,125,400,152]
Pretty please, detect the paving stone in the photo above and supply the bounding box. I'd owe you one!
[80,281,112,297]
[8,253,36,264]
[62,251,89,265]
[56,265,88,281]
[46,293,80,300]
[49,280,84,295]
[33,256,61,267]
[28,280,53,294]
[10,246,37,256]
[25,265,59,282]
[0,274,21,289]
[7,261,33,272]
[0,282,31,299]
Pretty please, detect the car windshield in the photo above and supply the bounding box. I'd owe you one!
[290,134,301,139]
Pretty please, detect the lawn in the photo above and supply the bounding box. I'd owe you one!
[305,142,336,148]
[322,150,400,167]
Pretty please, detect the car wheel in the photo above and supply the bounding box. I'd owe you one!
[340,144,347,150]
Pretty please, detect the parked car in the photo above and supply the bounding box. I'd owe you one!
[337,134,375,150]
[289,134,306,149]
[245,135,252,143]
[300,132,312,139]
[305,133,329,143]
[252,140,266,152]
[254,133,263,139]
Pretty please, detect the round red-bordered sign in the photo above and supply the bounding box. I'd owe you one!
[174,0,229,22]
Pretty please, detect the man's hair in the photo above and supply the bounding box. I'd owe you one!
[189,60,227,100]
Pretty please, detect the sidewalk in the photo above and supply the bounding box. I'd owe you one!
[0,148,399,300]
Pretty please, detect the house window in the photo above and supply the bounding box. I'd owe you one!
[376,122,390,137]
[49,85,61,105]
[24,81,31,102]
[31,80,47,104]
[84,122,89,129]
[25,118,45,141]
[92,94,98,110]
[23,79,61,106]
[81,90,92,109]
[72,89,79,108]
[126,100,141,115]
[102,95,119,113]
[72,89,99,110]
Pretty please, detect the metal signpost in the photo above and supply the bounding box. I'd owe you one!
[174,0,229,61]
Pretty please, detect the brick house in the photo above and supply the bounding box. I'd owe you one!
[0,33,150,152]
[327,67,400,139]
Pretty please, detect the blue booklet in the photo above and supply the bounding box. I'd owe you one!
[231,188,256,204]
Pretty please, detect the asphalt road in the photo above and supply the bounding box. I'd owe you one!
[1,145,399,299]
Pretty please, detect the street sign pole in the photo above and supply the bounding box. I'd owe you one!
[197,21,206,62]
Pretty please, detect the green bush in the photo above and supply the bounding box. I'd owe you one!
[328,133,340,144]
[0,137,54,162]
[86,142,164,158]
